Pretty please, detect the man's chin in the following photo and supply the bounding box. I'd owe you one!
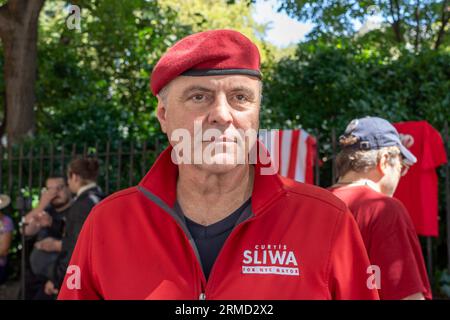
[195,156,243,174]
[51,201,68,209]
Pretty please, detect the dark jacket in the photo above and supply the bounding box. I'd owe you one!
[51,185,104,288]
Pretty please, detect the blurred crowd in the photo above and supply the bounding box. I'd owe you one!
[0,156,103,299]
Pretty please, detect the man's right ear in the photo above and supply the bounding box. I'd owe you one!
[156,97,167,134]
[377,151,390,176]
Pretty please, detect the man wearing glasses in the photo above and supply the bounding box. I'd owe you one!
[329,116,432,300]
[24,175,72,299]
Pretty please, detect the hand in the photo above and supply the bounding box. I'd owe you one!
[44,280,59,296]
[35,211,52,228]
[39,188,58,209]
[24,211,47,234]
[34,237,61,252]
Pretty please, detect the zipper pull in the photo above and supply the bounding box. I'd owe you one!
[199,292,206,300]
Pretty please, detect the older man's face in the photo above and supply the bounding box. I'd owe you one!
[156,75,261,174]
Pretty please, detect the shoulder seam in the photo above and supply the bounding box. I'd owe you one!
[93,187,139,209]
[285,187,347,212]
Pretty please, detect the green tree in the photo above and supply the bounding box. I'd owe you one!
[262,41,449,145]
[158,0,284,63]
[34,0,192,144]
[0,0,46,142]
[279,0,450,50]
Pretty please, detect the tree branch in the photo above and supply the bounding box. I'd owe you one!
[393,0,403,42]
[0,0,33,40]
[22,0,45,29]
[0,3,13,39]
[6,0,27,18]
[388,0,397,24]
[389,0,403,42]
[435,0,449,49]
[414,1,421,52]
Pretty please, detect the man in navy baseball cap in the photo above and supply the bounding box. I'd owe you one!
[329,116,431,300]
[341,116,417,165]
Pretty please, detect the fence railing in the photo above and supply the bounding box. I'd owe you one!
[0,138,165,212]
[0,124,449,289]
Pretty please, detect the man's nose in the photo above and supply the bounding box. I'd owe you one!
[207,94,233,126]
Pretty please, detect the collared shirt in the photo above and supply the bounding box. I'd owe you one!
[76,182,98,197]
[51,183,104,288]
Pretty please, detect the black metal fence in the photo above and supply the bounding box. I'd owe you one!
[0,138,167,285]
[1,125,449,293]
[0,139,166,209]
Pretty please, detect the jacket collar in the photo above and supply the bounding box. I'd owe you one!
[77,182,98,197]
[138,140,285,216]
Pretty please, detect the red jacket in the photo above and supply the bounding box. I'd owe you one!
[58,144,379,300]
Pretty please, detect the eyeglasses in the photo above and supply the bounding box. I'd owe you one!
[43,184,66,193]
[400,158,411,177]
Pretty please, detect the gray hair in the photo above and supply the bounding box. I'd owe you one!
[157,83,171,106]
[335,135,401,178]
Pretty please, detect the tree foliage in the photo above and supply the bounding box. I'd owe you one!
[34,0,192,144]
[262,39,449,160]
[32,0,280,144]
[279,0,450,50]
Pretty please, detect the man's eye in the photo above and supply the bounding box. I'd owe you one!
[235,94,247,101]
[192,94,205,102]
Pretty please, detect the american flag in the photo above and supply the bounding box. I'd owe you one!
[259,129,317,184]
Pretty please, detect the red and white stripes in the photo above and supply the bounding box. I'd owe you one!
[259,129,316,184]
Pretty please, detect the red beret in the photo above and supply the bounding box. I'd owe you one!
[150,29,261,95]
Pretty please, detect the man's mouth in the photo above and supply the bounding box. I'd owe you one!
[203,136,238,143]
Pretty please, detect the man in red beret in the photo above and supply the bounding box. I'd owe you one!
[58,29,379,300]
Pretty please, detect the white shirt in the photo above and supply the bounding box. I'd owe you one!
[76,182,98,197]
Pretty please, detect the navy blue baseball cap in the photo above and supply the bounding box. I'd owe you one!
[341,116,417,165]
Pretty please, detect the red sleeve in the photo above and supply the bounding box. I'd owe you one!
[368,199,432,300]
[328,210,380,300]
[423,123,447,169]
[57,212,102,300]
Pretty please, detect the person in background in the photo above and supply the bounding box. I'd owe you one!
[23,175,72,299]
[44,156,104,297]
[329,116,432,300]
[0,194,13,284]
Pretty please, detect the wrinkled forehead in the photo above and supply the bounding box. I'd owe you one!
[167,75,262,96]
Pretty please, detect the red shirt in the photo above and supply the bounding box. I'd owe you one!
[393,121,448,236]
[330,185,432,300]
[58,143,378,300]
